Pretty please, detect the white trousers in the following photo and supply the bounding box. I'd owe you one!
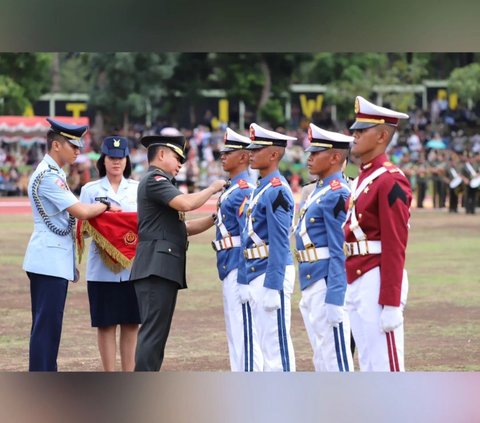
[222,269,263,371]
[345,267,409,371]
[248,265,296,372]
[299,279,354,372]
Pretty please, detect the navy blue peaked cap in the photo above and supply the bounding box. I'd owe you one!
[46,118,88,148]
[101,136,130,158]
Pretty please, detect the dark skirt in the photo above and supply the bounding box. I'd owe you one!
[87,280,141,328]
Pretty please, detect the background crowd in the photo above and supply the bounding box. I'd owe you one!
[1,100,480,213]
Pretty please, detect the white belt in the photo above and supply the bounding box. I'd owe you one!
[343,240,382,257]
[295,246,330,263]
[212,235,241,252]
[244,244,269,259]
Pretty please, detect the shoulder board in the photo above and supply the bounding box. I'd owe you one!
[383,161,400,174]
[154,175,167,182]
[237,179,250,189]
[48,165,59,172]
[329,179,342,191]
[270,177,282,187]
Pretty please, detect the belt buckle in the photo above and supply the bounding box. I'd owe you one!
[243,249,248,259]
[225,234,233,249]
[305,243,318,262]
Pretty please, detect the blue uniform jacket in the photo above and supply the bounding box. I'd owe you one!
[23,154,79,280]
[215,171,253,282]
[240,170,294,290]
[294,171,350,306]
[79,176,139,282]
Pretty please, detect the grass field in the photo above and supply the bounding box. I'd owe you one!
[0,209,479,371]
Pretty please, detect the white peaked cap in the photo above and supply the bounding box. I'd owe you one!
[247,123,297,149]
[220,127,251,152]
[306,123,353,152]
[350,96,410,130]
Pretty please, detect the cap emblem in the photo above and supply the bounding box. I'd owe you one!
[113,139,121,148]
[249,126,256,140]
[307,126,313,141]
[354,97,360,114]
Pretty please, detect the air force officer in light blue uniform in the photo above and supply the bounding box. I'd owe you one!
[23,118,116,371]
[79,136,140,371]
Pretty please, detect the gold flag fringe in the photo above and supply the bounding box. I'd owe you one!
[78,220,134,273]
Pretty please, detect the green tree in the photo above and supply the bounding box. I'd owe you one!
[448,63,480,105]
[0,53,52,114]
[211,53,306,128]
[86,53,177,131]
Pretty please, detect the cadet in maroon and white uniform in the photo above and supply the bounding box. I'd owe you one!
[344,96,412,371]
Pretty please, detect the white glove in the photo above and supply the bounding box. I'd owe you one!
[325,303,344,328]
[237,284,252,304]
[380,305,404,333]
[262,287,281,312]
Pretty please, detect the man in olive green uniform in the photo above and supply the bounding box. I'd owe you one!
[131,132,225,371]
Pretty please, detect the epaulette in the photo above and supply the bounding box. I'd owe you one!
[48,165,59,172]
[383,161,400,173]
[154,175,167,182]
[329,179,342,191]
[270,177,282,187]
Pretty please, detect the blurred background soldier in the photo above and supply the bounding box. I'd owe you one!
[462,152,480,214]
[414,156,429,208]
[446,153,463,213]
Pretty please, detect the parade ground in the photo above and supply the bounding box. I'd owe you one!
[0,198,479,371]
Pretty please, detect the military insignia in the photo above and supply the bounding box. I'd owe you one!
[333,196,346,218]
[329,179,341,191]
[384,161,400,173]
[238,179,249,189]
[354,97,360,114]
[249,126,256,140]
[113,139,121,147]
[55,178,68,190]
[123,231,138,246]
[307,126,313,141]
[364,187,370,194]
[388,182,408,206]
[178,211,186,221]
[238,196,248,216]
[154,175,166,182]
[270,177,282,187]
[272,191,289,212]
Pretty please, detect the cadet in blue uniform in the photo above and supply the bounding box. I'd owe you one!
[295,124,354,372]
[239,123,297,372]
[80,136,140,371]
[130,131,225,371]
[23,118,120,371]
[213,128,262,371]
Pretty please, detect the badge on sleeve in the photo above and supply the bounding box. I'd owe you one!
[270,177,282,187]
[55,178,68,190]
[329,179,341,191]
[238,179,249,189]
